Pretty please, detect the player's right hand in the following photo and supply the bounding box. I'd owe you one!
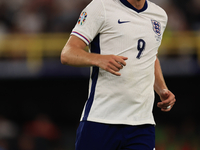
[96,55,128,76]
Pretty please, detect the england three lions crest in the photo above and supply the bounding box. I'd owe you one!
[151,20,161,36]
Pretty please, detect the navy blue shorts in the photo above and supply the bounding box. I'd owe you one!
[75,121,155,150]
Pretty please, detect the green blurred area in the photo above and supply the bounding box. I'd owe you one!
[0,31,200,59]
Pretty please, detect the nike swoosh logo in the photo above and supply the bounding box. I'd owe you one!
[118,19,130,24]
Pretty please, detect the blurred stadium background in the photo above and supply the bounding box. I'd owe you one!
[0,0,200,149]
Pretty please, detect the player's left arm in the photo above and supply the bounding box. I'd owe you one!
[154,56,176,112]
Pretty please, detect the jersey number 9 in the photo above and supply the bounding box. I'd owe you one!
[136,39,146,59]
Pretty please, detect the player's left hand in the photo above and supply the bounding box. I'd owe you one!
[157,89,176,112]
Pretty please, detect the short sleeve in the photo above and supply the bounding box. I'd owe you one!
[71,0,105,45]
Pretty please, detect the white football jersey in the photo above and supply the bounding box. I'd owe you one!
[71,0,168,125]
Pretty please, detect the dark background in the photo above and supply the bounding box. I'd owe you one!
[0,75,199,127]
[1,75,200,149]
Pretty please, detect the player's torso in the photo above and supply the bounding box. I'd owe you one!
[83,0,167,125]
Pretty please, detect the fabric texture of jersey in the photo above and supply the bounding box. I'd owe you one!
[71,0,168,126]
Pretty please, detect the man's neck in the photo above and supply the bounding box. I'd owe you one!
[127,0,146,10]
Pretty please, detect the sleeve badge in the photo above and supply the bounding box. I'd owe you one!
[78,12,88,25]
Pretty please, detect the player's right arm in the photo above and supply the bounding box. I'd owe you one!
[60,35,128,76]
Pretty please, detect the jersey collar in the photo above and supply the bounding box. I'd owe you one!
[120,0,148,13]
